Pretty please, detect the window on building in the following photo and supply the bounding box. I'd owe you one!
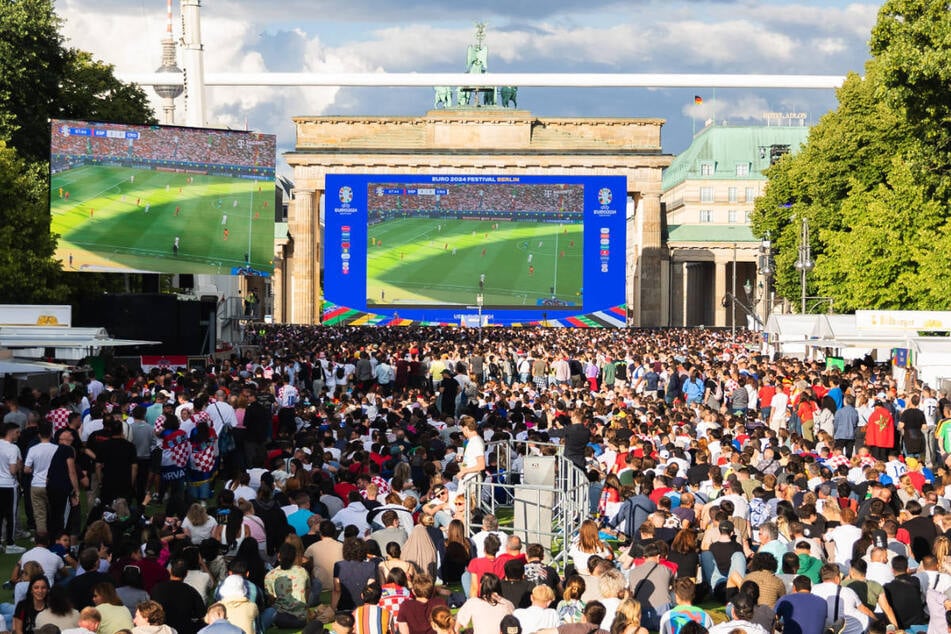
[745,187,756,201]
[735,163,750,177]
[728,187,737,203]
[699,209,713,223]
[700,187,714,203]
[728,209,737,224]
[699,161,714,176]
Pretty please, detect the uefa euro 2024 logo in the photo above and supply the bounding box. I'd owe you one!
[338,186,353,205]
[597,188,612,206]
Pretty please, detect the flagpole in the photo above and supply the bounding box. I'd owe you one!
[712,87,717,126]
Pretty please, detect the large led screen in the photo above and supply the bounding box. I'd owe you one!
[323,174,627,327]
[50,120,276,275]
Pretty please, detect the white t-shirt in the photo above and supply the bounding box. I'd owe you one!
[182,516,218,545]
[25,442,58,488]
[812,582,868,634]
[0,439,21,488]
[823,523,862,567]
[461,434,485,482]
[19,546,64,584]
[513,606,559,634]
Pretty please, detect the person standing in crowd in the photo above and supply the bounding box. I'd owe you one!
[0,423,23,554]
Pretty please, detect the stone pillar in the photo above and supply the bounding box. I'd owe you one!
[681,262,690,327]
[635,193,663,326]
[714,259,727,327]
[288,189,315,324]
[272,251,284,323]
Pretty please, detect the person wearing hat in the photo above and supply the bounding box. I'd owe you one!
[215,575,258,634]
[701,519,745,601]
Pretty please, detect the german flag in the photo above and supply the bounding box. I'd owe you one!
[694,95,703,105]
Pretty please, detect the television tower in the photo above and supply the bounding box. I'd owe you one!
[180,0,207,128]
[152,0,183,124]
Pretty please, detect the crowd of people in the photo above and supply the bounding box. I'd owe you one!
[0,323,948,634]
[52,125,275,170]
[366,184,585,215]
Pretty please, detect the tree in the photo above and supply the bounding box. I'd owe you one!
[0,0,156,302]
[0,0,67,164]
[752,0,950,311]
[0,141,70,302]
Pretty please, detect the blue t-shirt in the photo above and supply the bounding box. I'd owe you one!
[775,591,828,634]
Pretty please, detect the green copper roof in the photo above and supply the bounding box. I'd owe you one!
[667,224,757,243]
[662,125,810,190]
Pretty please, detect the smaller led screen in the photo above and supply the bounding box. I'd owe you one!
[50,120,276,275]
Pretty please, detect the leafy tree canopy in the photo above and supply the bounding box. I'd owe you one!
[752,0,951,312]
[0,0,156,303]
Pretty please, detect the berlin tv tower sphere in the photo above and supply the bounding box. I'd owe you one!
[153,60,183,100]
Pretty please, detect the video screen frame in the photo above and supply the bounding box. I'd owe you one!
[324,174,627,326]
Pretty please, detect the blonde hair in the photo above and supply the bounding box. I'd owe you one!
[531,584,555,604]
[598,568,626,599]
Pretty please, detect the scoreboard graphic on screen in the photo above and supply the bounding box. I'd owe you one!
[323,174,627,327]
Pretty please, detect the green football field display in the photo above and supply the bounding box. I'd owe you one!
[50,120,276,275]
[366,218,583,307]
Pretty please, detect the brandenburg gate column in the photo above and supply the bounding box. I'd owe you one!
[288,188,317,324]
[635,192,663,326]
[714,258,728,327]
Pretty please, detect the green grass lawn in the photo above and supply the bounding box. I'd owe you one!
[366,218,584,309]
[51,165,273,274]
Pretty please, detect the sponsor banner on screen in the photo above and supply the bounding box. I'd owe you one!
[50,119,277,275]
[323,174,626,327]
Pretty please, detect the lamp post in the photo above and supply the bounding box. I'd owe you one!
[759,234,773,324]
[793,217,813,314]
[476,293,484,333]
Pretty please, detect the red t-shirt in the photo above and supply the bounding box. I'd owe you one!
[493,553,527,578]
[649,487,672,505]
[759,385,776,409]
[467,556,497,587]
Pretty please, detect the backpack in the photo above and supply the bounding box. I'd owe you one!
[335,365,345,380]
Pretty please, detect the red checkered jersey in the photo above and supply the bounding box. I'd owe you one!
[46,407,71,432]
[160,429,191,468]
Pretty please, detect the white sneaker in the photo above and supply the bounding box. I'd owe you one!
[5,544,26,554]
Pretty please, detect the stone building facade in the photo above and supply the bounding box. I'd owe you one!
[278,109,673,326]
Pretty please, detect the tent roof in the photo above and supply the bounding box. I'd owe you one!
[0,326,159,348]
[765,314,823,338]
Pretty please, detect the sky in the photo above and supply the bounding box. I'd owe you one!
[55,0,883,174]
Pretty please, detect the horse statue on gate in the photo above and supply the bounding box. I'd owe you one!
[434,86,453,109]
[500,86,518,108]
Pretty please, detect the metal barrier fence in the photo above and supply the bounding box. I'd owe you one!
[462,439,589,570]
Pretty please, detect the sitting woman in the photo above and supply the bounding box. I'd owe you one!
[263,543,310,630]
[455,573,515,634]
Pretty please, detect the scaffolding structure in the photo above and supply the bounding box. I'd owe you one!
[463,439,589,571]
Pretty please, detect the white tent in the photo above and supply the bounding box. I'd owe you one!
[765,314,824,358]
[0,326,159,362]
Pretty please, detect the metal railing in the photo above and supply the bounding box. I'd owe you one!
[463,439,589,570]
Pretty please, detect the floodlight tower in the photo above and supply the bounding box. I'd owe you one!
[153,0,183,125]
[180,0,207,128]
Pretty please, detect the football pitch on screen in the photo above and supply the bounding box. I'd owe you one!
[365,218,584,308]
[51,165,273,274]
